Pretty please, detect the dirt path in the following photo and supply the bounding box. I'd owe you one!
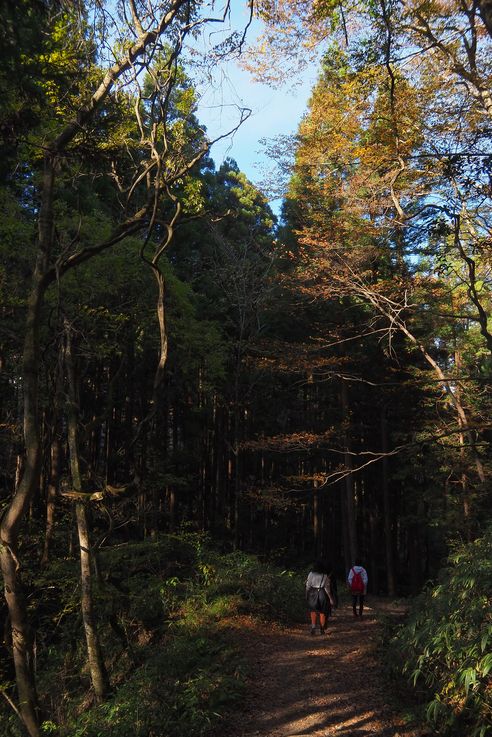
[223,600,426,737]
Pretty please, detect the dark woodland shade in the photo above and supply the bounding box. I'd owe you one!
[2,1,492,734]
[312,560,329,574]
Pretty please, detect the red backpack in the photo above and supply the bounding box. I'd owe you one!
[350,567,364,593]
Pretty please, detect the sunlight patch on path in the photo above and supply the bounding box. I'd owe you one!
[225,605,423,737]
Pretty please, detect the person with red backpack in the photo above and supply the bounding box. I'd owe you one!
[347,559,368,617]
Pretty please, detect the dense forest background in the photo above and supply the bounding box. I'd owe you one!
[1,1,491,736]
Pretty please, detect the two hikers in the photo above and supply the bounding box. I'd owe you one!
[306,558,368,633]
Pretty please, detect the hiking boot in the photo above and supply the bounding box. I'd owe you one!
[320,626,326,634]
[310,626,316,636]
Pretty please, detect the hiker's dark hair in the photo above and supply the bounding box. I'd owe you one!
[312,559,328,574]
[354,557,363,566]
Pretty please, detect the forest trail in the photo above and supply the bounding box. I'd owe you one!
[223,600,427,737]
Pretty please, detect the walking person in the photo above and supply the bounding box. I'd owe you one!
[347,558,368,617]
[325,562,338,618]
[305,560,335,635]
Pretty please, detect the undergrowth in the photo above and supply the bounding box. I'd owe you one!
[1,534,304,737]
[388,526,492,737]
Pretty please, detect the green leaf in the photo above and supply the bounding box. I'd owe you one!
[479,653,492,677]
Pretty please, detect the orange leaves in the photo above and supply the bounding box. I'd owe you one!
[247,336,346,373]
[241,429,336,452]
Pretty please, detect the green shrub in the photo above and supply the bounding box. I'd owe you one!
[392,526,492,736]
[66,632,244,737]
[1,535,305,737]
[202,549,306,623]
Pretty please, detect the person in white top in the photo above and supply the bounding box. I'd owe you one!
[305,560,335,635]
[347,559,368,617]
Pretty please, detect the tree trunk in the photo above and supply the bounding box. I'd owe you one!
[0,155,56,737]
[41,350,63,567]
[341,380,357,564]
[381,405,396,595]
[233,404,241,550]
[65,320,109,702]
[313,477,320,557]
[1,11,199,725]
[41,435,61,567]
[454,349,472,540]
[75,503,110,702]
[0,550,40,736]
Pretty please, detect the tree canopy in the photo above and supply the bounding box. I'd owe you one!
[1,2,491,736]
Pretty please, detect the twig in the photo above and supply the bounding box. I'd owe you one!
[0,687,22,723]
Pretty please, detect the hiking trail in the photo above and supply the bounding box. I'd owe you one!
[223,599,428,737]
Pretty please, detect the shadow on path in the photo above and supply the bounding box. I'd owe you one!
[223,602,428,737]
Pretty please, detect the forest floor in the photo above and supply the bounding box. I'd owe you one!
[222,598,430,737]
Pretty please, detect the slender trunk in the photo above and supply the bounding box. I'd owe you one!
[75,503,110,701]
[167,487,176,531]
[313,477,320,557]
[41,350,63,567]
[369,505,379,594]
[408,500,425,593]
[233,406,240,549]
[381,405,396,595]
[65,321,109,702]
[455,349,472,540]
[344,463,357,562]
[232,356,242,548]
[341,381,357,563]
[340,485,351,574]
[41,436,61,567]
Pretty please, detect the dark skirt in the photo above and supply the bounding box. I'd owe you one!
[306,587,330,614]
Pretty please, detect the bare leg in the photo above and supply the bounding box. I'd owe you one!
[310,611,317,634]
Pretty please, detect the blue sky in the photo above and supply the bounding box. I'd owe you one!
[188,7,320,215]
